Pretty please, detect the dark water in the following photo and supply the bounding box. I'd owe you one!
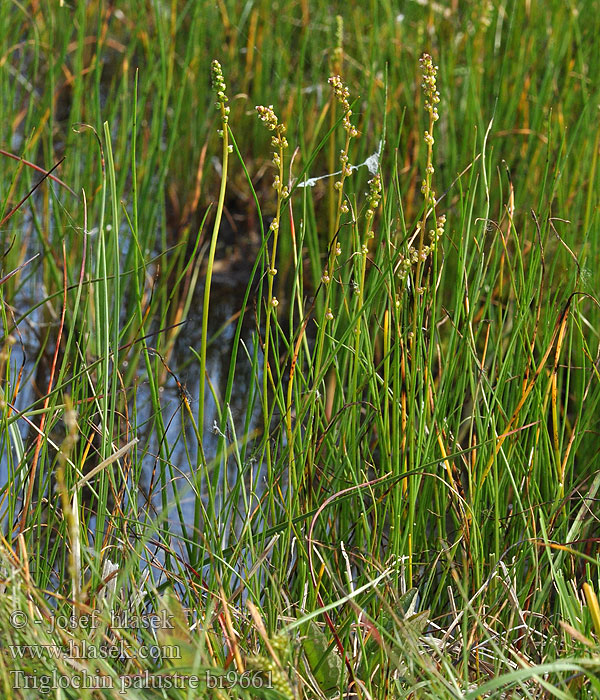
[0,236,262,545]
[137,274,264,534]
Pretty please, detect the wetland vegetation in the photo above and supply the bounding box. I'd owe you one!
[1,1,600,697]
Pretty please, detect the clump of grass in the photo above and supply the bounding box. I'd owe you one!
[1,2,600,699]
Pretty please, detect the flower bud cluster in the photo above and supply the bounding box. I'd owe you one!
[365,174,381,223]
[211,60,230,124]
[256,105,288,196]
[419,53,440,123]
[328,75,358,138]
[256,105,288,150]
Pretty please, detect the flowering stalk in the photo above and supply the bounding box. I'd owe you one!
[414,53,442,292]
[320,75,358,329]
[311,76,357,397]
[327,16,344,241]
[198,60,231,449]
[403,54,445,588]
[256,105,288,490]
[304,75,358,493]
[348,173,382,446]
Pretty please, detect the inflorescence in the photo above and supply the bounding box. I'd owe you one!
[211,59,233,152]
[397,53,445,284]
[329,75,358,141]
[320,74,359,304]
[256,105,289,198]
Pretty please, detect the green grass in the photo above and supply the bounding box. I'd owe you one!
[1,0,600,698]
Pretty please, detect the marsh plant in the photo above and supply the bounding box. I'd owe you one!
[1,2,600,698]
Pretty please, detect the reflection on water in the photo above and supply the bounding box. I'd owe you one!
[136,274,264,538]
[0,251,263,548]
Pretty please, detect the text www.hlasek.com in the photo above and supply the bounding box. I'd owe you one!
[10,639,180,660]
